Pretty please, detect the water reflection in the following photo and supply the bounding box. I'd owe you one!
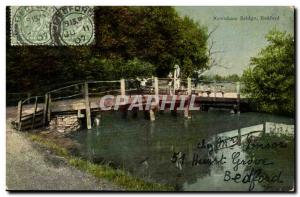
[70,111,294,191]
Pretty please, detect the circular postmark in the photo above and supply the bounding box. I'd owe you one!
[50,6,94,45]
[12,6,56,45]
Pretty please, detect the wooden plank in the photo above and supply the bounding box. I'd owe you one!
[31,96,38,129]
[17,100,22,131]
[36,110,44,115]
[84,82,92,129]
[22,113,43,121]
[21,114,33,120]
[21,110,43,119]
[22,115,43,126]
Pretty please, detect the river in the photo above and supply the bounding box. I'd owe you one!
[70,111,294,191]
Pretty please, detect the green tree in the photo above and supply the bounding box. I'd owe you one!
[94,7,208,77]
[176,16,209,77]
[241,30,294,115]
[7,6,209,96]
[225,74,240,82]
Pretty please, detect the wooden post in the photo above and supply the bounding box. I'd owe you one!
[236,82,240,98]
[238,128,242,145]
[47,93,51,122]
[213,81,216,101]
[184,106,191,119]
[31,96,38,129]
[154,77,159,96]
[187,77,191,95]
[154,77,159,106]
[263,122,266,135]
[84,82,92,129]
[149,109,155,121]
[120,79,125,96]
[236,82,240,112]
[17,100,22,131]
[173,70,176,95]
[183,78,192,119]
[237,113,241,145]
[43,93,49,126]
[184,97,191,119]
[77,109,85,118]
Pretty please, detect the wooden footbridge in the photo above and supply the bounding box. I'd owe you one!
[13,77,249,131]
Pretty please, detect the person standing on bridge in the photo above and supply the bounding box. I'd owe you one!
[174,64,181,92]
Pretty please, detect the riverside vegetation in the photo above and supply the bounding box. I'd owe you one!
[28,134,175,191]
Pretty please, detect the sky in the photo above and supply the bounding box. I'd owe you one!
[175,6,294,76]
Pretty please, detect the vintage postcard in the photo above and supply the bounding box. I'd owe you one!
[6,6,295,192]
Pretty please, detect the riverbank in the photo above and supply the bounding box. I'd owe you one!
[6,125,122,190]
[6,106,174,191]
[6,107,122,190]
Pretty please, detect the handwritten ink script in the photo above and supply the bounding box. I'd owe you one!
[171,131,290,191]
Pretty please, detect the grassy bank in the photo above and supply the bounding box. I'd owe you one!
[28,134,175,191]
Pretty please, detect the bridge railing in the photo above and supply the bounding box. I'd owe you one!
[88,81,121,97]
[124,79,142,95]
[49,82,85,102]
[47,80,126,101]
[14,95,47,131]
[157,78,171,95]
[191,80,244,98]
[21,95,45,105]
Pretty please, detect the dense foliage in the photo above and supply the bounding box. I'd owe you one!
[241,30,294,115]
[7,7,209,95]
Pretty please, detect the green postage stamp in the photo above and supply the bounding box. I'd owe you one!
[10,6,94,45]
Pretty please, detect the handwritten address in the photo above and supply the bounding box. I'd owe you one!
[171,132,289,191]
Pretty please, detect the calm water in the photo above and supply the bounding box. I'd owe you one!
[70,111,294,191]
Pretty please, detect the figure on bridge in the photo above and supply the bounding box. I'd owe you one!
[173,64,181,92]
[167,64,182,95]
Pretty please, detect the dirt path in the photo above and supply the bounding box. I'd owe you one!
[6,107,122,191]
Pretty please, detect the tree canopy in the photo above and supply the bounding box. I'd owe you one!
[241,30,295,115]
[6,6,209,95]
